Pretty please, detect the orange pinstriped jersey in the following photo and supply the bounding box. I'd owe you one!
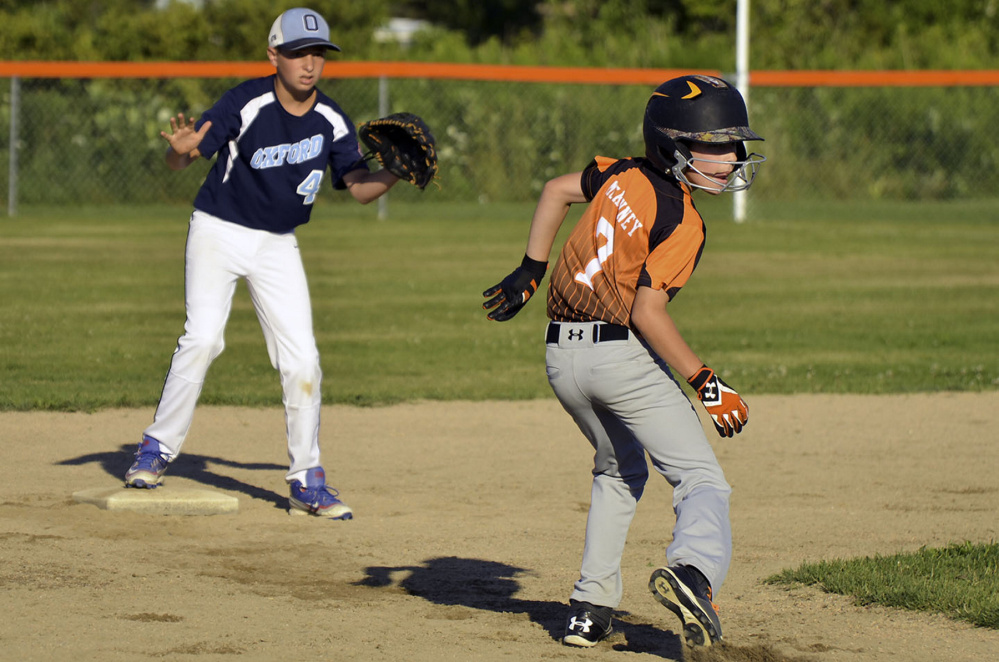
[547,156,705,325]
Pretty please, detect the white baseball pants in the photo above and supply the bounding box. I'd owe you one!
[144,211,323,483]
[545,321,732,609]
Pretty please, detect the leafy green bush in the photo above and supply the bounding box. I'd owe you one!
[3,0,999,205]
[6,77,999,205]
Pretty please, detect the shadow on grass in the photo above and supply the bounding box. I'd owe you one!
[355,555,686,659]
[57,445,288,511]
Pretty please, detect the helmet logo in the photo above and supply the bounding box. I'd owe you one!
[681,81,702,99]
[651,80,703,101]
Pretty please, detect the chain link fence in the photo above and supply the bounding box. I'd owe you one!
[3,73,999,214]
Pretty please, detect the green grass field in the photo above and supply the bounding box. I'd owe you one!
[767,541,999,629]
[1,198,997,410]
[2,198,997,631]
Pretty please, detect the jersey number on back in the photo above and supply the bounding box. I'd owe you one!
[574,216,615,290]
[296,170,325,205]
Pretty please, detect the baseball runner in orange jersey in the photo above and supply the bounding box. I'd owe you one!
[482,75,765,648]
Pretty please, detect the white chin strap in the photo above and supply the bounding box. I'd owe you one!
[672,152,766,193]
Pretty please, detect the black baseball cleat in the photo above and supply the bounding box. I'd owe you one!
[562,600,613,647]
[649,565,723,647]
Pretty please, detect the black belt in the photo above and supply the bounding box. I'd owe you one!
[546,322,631,344]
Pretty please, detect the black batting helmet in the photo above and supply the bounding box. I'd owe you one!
[643,74,765,192]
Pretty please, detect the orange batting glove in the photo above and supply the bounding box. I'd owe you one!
[687,365,748,438]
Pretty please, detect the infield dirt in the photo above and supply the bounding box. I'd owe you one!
[2,393,997,661]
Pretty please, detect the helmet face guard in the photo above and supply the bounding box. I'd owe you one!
[644,75,765,193]
[671,148,767,193]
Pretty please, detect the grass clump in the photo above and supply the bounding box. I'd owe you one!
[766,541,999,629]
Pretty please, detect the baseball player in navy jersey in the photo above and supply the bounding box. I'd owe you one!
[124,8,401,519]
[483,75,765,647]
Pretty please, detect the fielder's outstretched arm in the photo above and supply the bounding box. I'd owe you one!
[161,113,212,171]
[342,167,400,205]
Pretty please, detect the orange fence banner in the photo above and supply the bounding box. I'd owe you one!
[751,69,999,87]
[0,61,716,83]
[1,61,998,87]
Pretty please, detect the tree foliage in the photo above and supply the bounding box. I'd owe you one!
[0,0,391,61]
[1,0,998,68]
[396,0,542,46]
[750,0,999,68]
[3,0,999,210]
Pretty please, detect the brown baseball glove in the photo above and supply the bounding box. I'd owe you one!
[357,112,438,190]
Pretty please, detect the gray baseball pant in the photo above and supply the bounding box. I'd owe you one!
[545,321,732,609]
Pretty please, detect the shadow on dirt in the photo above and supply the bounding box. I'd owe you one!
[57,444,288,510]
[355,555,689,659]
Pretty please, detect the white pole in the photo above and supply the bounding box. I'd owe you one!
[377,75,389,221]
[734,0,750,223]
[8,76,19,217]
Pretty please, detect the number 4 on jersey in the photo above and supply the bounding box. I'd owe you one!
[296,170,325,205]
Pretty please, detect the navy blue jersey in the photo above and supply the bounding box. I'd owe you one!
[192,75,365,234]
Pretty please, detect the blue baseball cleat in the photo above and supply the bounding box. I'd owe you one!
[288,467,353,520]
[124,436,169,488]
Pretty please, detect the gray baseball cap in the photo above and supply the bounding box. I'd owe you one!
[268,8,341,52]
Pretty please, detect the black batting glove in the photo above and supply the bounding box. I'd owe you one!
[482,254,548,322]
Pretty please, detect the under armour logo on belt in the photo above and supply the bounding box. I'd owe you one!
[567,329,584,341]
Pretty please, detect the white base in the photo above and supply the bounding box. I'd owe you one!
[72,486,239,516]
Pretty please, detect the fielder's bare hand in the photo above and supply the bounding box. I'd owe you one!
[482,254,548,321]
[161,113,212,169]
[687,365,748,437]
